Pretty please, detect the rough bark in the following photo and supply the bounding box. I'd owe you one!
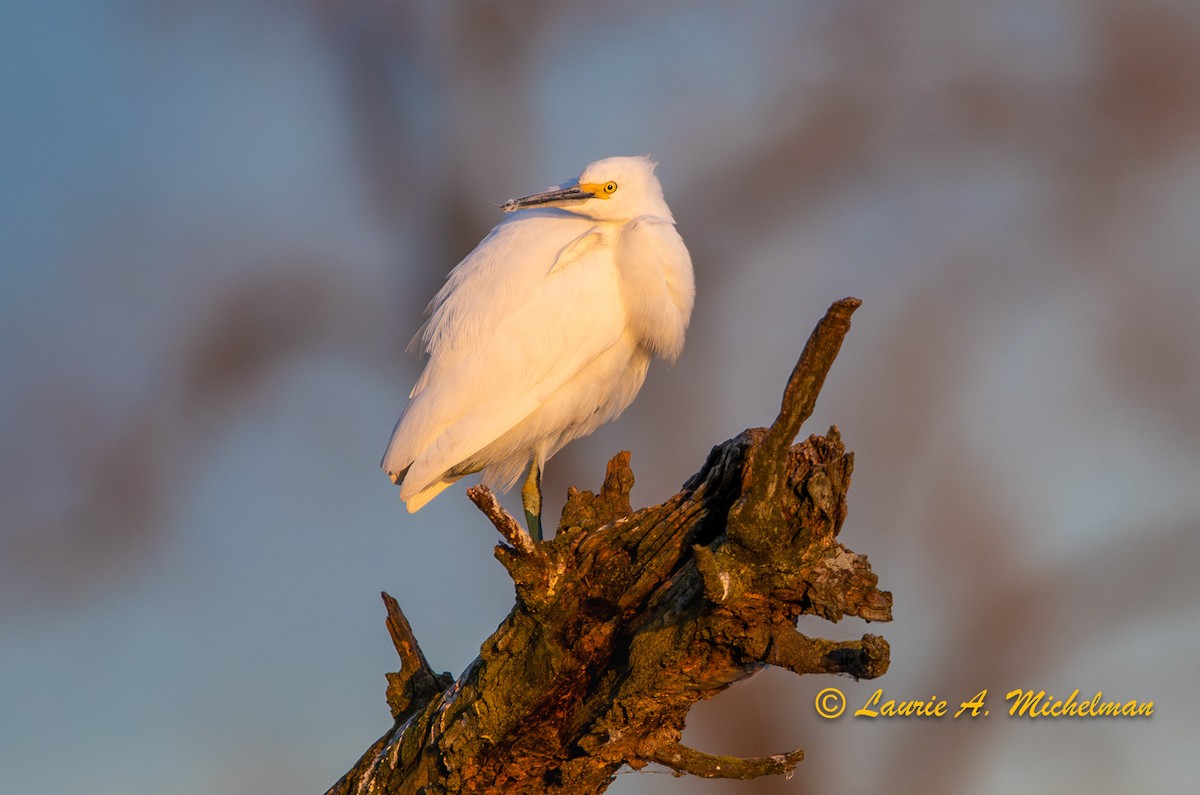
[327,297,891,794]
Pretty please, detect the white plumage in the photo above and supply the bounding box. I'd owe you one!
[381,156,694,535]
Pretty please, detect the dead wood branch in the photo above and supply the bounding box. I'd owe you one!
[327,297,890,794]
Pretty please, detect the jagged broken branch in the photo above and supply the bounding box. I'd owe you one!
[327,297,890,794]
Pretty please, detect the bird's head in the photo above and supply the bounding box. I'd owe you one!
[500,155,674,223]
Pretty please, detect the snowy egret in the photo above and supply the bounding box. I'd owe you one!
[381,155,694,540]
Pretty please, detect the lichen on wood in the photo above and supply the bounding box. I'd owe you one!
[326,297,891,794]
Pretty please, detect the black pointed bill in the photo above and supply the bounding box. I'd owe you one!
[500,184,595,213]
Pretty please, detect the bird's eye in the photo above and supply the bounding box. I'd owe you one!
[603,181,618,194]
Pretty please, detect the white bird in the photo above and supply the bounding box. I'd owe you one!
[381,155,694,540]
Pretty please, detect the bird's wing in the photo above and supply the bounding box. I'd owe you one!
[382,214,623,497]
[409,210,600,397]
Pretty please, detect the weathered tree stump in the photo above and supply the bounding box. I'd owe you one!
[327,297,891,794]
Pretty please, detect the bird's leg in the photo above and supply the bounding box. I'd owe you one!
[521,459,543,542]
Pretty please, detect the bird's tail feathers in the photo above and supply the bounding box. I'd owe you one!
[402,476,459,513]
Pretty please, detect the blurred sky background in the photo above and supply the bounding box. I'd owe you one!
[3,1,1199,793]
